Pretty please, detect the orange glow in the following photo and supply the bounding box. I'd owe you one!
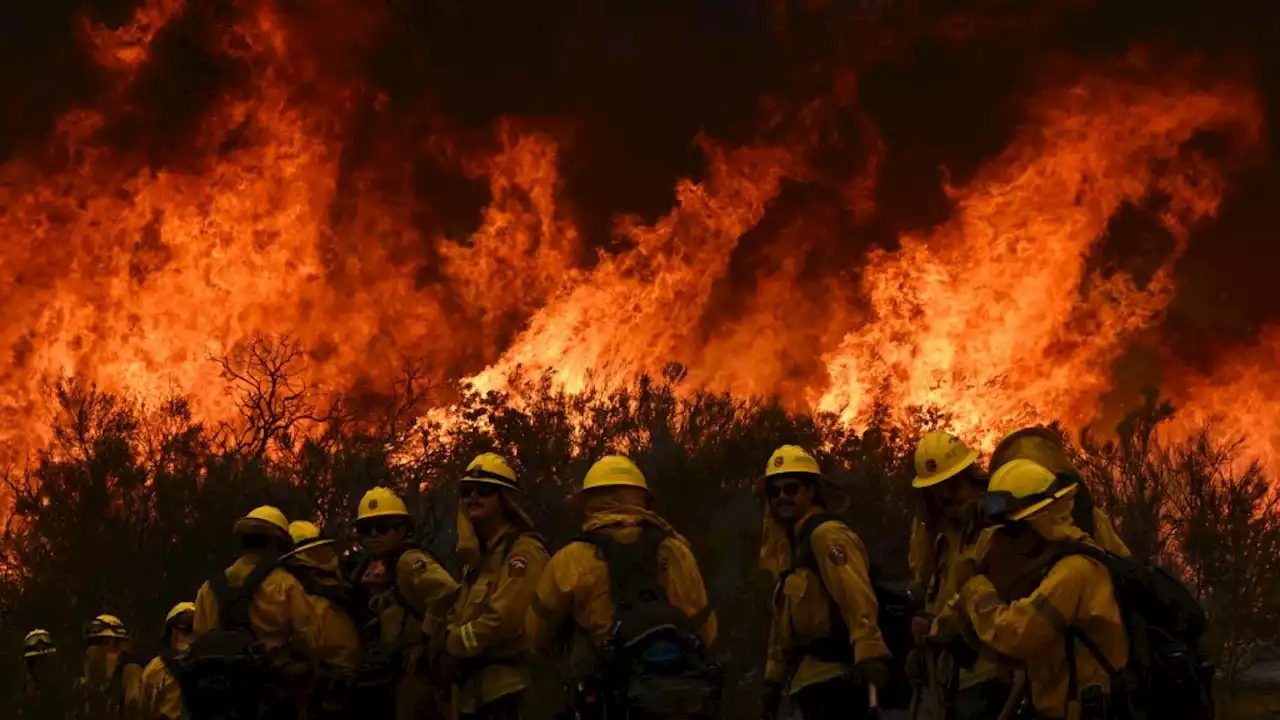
[0,1,1274,503]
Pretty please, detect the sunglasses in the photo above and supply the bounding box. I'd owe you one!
[355,519,400,537]
[460,483,500,499]
[766,479,807,499]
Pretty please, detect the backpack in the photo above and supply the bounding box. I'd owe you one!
[176,561,277,720]
[1056,543,1215,720]
[785,512,920,710]
[576,523,720,719]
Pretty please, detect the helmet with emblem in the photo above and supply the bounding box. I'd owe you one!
[760,445,849,512]
[357,486,411,521]
[912,431,980,488]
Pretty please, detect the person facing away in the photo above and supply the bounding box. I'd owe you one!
[20,628,68,720]
[908,432,1009,720]
[280,520,361,720]
[349,486,458,720]
[138,602,195,720]
[78,614,144,720]
[526,455,718,719]
[192,505,320,720]
[441,452,549,720]
[758,445,891,720]
[936,458,1129,720]
[986,427,1130,559]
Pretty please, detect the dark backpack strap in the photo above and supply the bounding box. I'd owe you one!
[215,560,279,633]
[786,513,854,664]
[578,523,668,611]
[1071,481,1098,536]
[790,512,842,571]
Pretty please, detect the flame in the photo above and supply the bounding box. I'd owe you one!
[0,1,1274,493]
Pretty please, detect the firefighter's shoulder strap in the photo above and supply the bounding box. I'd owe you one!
[210,559,278,634]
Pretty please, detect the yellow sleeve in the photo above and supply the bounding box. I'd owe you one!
[812,522,890,662]
[122,662,145,719]
[660,537,717,647]
[960,556,1095,661]
[138,660,161,720]
[908,516,934,591]
[448,536,550,658]
[764,597,789,684]
[526,545,577,651]
[193,580,216,635]
[1090,510,1131,558]
[282,572,322,661]
[397,551,460,626]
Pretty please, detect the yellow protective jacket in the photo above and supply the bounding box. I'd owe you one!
[1088,509,1131,558]
[958,512,1129,719]
[370,548,459,649]
[764,509,891,694]
[527,505,717,663]
[193,553,321,664]
[138,655,183,720]
[79,647,144,720]
[910,516,1003,691]
[285,548,361,673]
[445,522,550,713]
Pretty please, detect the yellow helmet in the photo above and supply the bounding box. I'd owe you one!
[22,629,55,658]
[984,458,1078,524]
[463,453,519,491]
[912,432,979,488]
[357,487,410,521]
[764,445,822,478]
[989,426,1076,477]
[579,455,649,494]
[286,520,336,553]
[233,506,291,540]
[84,614,130,641]
[164,602,196,626]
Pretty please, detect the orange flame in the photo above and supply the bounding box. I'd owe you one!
[0,1,1273,494]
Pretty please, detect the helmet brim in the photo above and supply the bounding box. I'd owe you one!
[911,449,980,488]
[279,537,338,560]
[234,517,291,540]
[462,476,520,492]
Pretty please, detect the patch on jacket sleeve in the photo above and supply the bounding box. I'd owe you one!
[508,556,528,577]
[828,544,848,566]
[410,555,427,571]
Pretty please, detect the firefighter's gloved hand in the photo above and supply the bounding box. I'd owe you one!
[761,681,784,720]
[855,658,891,689]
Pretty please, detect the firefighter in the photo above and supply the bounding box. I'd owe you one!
[138,602,195,720]
[20,628,66,720]
[192,505,320,720]
[281,520,360,719]
[78,614,144,720]
[527,454,718,719]
[442,453,549,720]
[908,432,1008,720]
[948,458,1129,719]
[987,426,1130,558]
[350,487,458,720]
[759,445,890,720]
